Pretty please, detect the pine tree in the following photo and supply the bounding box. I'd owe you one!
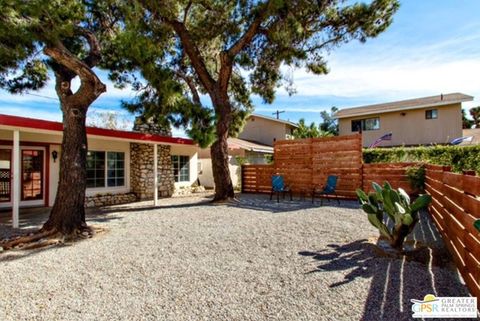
[112,0,399,201]
[0,1,121,239]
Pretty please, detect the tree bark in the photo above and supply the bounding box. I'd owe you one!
[42,104,89,234]
[41,40,106,236]
[210,91,235,202]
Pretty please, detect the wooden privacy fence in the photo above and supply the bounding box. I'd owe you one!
[425,164,480,299]
[242,134,362,197]
[362,162,416,195]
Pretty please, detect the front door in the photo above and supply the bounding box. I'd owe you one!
[21,150,44,201]
[0,147,46,208]
[0,149,11,202]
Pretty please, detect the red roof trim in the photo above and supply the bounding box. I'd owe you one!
[0,114,194,145]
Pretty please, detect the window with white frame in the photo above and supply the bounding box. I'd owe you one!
[87,151,125,188]
[172,155,189,182]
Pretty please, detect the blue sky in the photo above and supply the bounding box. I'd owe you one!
[1,0,480,136]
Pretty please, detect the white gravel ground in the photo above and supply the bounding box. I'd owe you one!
[0,194,472,321]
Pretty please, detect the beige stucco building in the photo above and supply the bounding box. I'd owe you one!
[238,114,298,146]
[335,93,473,147]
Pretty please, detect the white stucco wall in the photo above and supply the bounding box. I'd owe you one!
[198,156,240,189]
[49,144,61,206]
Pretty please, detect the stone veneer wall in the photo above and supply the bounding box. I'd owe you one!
[85,192,137,208]
[130,143,175,200]
[130,116,175,200]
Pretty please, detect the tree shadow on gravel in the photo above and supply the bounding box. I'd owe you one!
[299,212,474,321]
[0,208,120,262]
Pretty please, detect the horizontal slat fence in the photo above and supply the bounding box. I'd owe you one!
[362,162,416,194]
[241,164,275,193]
[425,164,480,300]
[242,134,362,197]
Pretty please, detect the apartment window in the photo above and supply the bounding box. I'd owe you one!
[87,151,125,188]
[172,155,189,182]
[425,109,438,119]
[351,117,380,132]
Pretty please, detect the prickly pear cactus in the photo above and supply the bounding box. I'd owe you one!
[356,182,432,250]
[474,220,480,233]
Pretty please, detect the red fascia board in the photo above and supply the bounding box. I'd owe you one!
[0,114,194,145]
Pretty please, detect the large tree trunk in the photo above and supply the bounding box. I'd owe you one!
[42,105,89,235]
[211,94,235,202]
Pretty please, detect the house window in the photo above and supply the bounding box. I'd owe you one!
[172,155,189,182]
[351,117,380,132]
[86,151,105,188]
[107,152,125,187]
[426,109,438,119]
[87,151,125,188]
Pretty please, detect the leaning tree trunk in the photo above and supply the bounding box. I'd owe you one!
[211,96,235,202]
[42,105,89,235]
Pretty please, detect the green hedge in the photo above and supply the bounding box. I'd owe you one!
[363,145,480,173]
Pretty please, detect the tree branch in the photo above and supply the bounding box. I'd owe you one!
[76,27,102,68]
[219,1,272,91]
[166,19,216,94]
[227,1,271,57]
[183,1,192,24]
[175,70,201,105]
[44,41,106,106]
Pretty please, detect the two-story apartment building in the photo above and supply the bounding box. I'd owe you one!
[197,114,298,188]
[238,114,298,146]
[335,93,473,147]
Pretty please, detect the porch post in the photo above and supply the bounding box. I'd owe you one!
[153,143,158,206]
[12,130,20,228]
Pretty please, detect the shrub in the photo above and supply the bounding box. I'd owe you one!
[405,164,426,193]
[356,182,432,250]
[363,145,480,174]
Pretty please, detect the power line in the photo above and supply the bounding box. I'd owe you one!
[25,92,58,101]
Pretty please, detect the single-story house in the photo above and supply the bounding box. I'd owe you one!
[335,93,473,147]
[0,114,198,227]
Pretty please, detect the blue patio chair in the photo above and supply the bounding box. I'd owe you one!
[270,175,292,203]
[312,175,340,205]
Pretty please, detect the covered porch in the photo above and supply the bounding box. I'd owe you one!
[0,114,197,228]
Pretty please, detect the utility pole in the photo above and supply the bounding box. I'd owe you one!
[272,110,285,119]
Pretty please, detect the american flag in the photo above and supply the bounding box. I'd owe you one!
[369,132,392,148]
[450,136,473,145]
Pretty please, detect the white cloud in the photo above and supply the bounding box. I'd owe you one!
[0,105,62,121]
[287,59,480,100]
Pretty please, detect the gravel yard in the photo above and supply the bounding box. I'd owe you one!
[0,194,471,321]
